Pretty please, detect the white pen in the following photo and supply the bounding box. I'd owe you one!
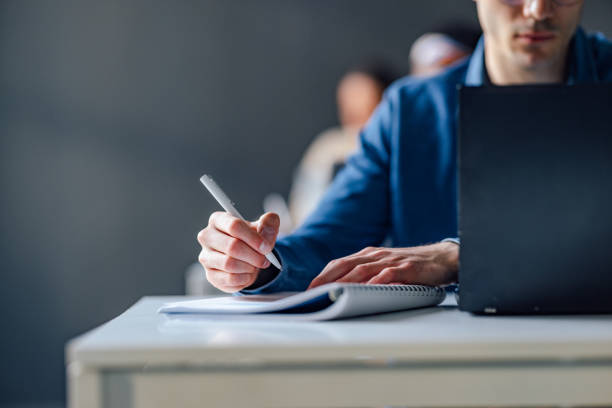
[200,174,282,270]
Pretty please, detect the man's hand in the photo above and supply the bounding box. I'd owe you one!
[307,242,458,289]
[197,212,280,293]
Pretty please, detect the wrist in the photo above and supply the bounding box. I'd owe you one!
[438,241,459,284]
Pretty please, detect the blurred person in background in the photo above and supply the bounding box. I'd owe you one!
[199,0,612,294]
[286,61,398,229]
[410,22,482,77]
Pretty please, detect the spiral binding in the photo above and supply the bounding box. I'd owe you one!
[339,283,444,296]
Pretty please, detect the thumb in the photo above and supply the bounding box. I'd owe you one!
[256,212,280,249]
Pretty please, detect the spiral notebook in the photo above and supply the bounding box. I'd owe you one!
[158,283,446,321]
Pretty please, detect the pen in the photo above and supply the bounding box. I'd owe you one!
[200,174,282,270]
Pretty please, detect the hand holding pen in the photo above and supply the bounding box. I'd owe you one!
[197,175,281,293]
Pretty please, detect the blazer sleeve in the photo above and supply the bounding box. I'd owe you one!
[241,88,397,293]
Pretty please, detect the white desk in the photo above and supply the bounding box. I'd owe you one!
[67,296,612,408]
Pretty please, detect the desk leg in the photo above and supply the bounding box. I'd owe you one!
[67,362,101,408]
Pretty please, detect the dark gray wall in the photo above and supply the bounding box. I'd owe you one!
[1,0,611,406]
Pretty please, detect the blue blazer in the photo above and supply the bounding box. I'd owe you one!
[244,28,612,293]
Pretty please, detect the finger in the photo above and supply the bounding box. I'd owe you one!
[308,255,373,289]
[197,228,207,247]
[206,268,257,292]
[253,212,280,250]
[205,227,271,269]
[368,266,415,285]
[336,262,385,284]
[210,211,271,254]
[201,247,260,274]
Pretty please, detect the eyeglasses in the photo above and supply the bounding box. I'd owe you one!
[500,0,582,6]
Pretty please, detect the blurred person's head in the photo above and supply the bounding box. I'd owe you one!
[410,23,481,77]
[337,61,398,129]
[475,0,584,84]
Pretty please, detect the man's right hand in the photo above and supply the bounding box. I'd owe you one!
[197,211,280,293]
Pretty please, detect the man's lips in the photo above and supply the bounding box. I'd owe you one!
[515,31,556,43]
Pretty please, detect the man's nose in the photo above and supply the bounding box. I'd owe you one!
[522,0,554,21]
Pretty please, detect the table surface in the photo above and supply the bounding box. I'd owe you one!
[67,295,612,369]
[67,296,612,408]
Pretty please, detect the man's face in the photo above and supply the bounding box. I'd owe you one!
[475,0,583,69]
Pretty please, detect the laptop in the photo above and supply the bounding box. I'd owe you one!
[458,84,612,314]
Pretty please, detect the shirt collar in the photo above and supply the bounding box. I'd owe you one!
[464,36,486,86]
[464,27,600,86]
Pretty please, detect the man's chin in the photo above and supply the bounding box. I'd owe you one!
[516,47,558,69]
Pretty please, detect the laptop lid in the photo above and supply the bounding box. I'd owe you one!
[458,84,612,314]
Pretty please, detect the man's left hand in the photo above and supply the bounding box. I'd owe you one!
[307,242,459,289]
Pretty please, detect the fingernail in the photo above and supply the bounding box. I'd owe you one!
[263,259,271,268]
[261,226,276,242]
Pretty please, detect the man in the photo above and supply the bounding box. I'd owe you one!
[197,0,612,294]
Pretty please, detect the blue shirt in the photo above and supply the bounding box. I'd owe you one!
[244,27,612,294]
